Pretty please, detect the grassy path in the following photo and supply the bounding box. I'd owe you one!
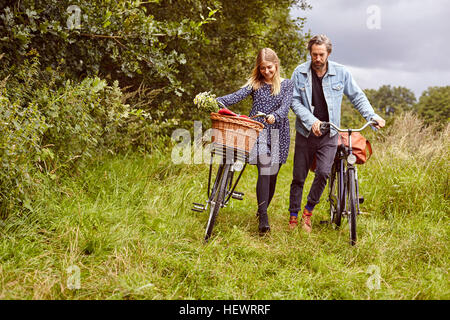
[0,113,448,299]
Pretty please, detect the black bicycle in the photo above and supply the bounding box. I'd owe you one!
[192,110,268,241]
[321,120,378,246]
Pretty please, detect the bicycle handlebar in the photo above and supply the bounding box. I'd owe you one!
[320,120,379,133]
[250,111,270,119]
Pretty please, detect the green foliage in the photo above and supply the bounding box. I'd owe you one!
[0,55,151,217]
[193,91,220,113]
[167,0,310,118]
[0,0,214,133]
[0,95,47,216]
[340,95,367,129]
[0,0,206,87]
[364,85,416,117]
[415,86,450,129]
[0,0,309,132]
[340,85,417,129]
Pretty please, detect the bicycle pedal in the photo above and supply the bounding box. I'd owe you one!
[319,220,330,225]
[359,197,364,204]
[231,192,244,200]
[192,203,205,211]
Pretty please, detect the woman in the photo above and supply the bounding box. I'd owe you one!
[216,48,293,235]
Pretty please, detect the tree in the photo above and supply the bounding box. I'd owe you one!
[415,86,450,129]
[339,85,417,129]
[364,85,416,117]
[0,0,310,131]
[144,0,310,120]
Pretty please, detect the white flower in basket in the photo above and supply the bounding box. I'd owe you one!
[193,92,220,113]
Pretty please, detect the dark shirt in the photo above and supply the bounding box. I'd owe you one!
[311,68,329,122]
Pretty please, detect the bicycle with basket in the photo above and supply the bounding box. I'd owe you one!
[192,101,269,242]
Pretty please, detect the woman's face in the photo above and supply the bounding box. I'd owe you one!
[259,60,277,83]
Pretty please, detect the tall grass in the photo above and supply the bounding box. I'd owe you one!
[0,112,448,299]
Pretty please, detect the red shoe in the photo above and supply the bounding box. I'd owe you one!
[301,208,313,233]
[289,215,298,230]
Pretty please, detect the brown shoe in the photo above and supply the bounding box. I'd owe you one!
[301,208,313,233]
[289,215,298,229]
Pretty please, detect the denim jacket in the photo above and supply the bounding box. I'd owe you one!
[290,60,382,137]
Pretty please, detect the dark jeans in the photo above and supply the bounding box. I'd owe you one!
[256,154,281,216]
[289,131,338,214]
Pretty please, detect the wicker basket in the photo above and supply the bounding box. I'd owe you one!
[210,112,264,153]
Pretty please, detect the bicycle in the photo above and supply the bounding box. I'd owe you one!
[192,108,268,242]
[320,120,378,246]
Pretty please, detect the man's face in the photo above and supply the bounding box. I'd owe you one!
[310,44,329,70]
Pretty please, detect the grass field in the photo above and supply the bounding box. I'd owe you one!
[0,113,448,299]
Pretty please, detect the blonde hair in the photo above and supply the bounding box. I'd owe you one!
[244,48,281,96]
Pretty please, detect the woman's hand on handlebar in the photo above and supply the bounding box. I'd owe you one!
[251,111,274,124]
[266,114,275,124]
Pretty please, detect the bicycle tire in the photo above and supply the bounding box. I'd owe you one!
[330,161,344,227]
[205,164,230,241]
[208,163,223,201]
[329,163,339,226]
[348,169,357,246]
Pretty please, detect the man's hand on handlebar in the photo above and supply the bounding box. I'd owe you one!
[372,117,385,129]
[312,120,323,136]
[318,117,385,134]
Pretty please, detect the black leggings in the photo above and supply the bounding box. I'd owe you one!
[256,157,281,216]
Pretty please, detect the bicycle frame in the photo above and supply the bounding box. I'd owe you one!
[208,143,248,207]
[194,108,270,241]
[193,142,250,241]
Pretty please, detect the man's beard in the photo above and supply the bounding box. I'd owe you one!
[313,60,327,70]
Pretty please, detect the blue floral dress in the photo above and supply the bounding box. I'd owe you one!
[216,79,294,165]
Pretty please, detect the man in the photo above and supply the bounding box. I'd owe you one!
[288,34,385,232]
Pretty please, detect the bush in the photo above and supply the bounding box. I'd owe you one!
[0,95,47,217]
[0,56,152,217]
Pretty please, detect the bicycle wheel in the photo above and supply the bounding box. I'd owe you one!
[329,163,339,225]
[347,169,357,246]
[205,164,230,241]
[330,161,344,227]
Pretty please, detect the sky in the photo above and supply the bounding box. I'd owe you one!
[291,0,450,99]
